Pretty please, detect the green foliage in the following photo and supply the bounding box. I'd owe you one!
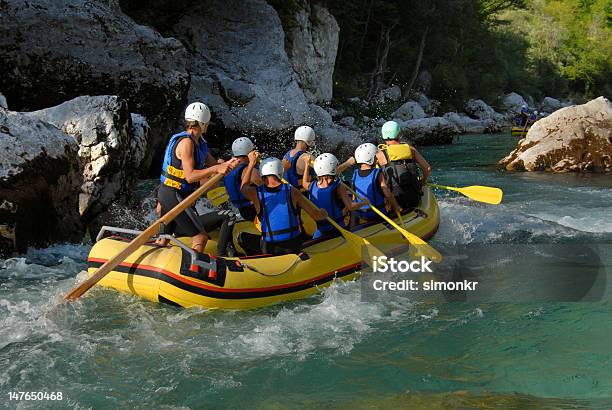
[319,0,610,109]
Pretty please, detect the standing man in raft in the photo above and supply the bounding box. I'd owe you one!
[157,102,238,254]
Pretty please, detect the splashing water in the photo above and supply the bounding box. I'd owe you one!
[1,133,611,408]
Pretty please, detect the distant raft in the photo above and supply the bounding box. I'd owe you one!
[511,126,531,137]
[87,187,440,310]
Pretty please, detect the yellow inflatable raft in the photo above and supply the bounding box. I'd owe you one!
[87,187,440,309]
[511,126,530,137]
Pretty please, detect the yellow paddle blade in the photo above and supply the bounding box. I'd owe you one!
[343,183,442,263]
[430,184,503,205]
[206,186,229,206]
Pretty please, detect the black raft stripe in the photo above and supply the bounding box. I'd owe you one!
[87,260,360,300]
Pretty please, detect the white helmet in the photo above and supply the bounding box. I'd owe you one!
[354,143,378,165]
[232,136,255,156]
[260,157,283,180]
[185,102,211,124]
[294,126,316,146]
[534,110,539,115]
[313,153,339,177]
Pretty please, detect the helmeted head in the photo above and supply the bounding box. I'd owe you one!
[185,102,211,124]
[381,120,400,140]
[184,102,211,135]
[534,110,539,115]
[260,157,283,181]
[294,126,316,146]
[313,153,339,177]
[232,136,255,157]
[354,143,378,166]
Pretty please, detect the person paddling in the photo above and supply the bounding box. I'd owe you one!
[241,154,326,255]
[376,120,431,210]
[350,143,401,226]
[282,126,316,190]
[224,136,261,222]
[156,102,238,254]
[302,153,359,239]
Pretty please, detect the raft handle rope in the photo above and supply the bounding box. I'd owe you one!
[96,226,216,277]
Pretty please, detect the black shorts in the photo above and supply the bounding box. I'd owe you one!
[238,204,257,222]
[157,184,225,237]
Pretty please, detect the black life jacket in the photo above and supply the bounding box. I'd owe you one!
[380,143,422,208]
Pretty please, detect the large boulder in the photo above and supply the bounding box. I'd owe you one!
[412,92,439,116]
[380,86,402,102]
[499,97,612,173]
[465,99,496,120]
[287,3,339,104]
[443,112,501,134]
[540,97,563,113]
[502,92,528,113]
[23,96,150,222]
[397,117,458,145]
[0,108,83,253]
[0,0,189,172]
[171,0,330,135]
[392,101,426,121]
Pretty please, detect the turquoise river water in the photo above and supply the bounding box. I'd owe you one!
[1,133,611,409]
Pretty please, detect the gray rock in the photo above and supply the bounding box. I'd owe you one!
[0,94,6,110]
[412,92,439,116]
[0,0,190,173]
[500,97,612,173]
[502,92,528,113]
[380,85,402,102]
[541,97,563,113]
[392,101,426,121]
[129,113,151,171]
[23,96,142,220]
[287,3,339,103]
[0,109,83,252]
[443,112,501,134]
[175,0,313,134]
[397,117,458,145]
[339,116,355,127]
[465,99,496,120]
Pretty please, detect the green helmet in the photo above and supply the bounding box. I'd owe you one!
[381,120,400,140]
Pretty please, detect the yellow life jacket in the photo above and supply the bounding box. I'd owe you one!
[378,143,413,161]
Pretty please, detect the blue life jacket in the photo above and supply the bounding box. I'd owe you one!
[283,149,315,189]
[224,163,252,208]
[308,180,345,239]
[160,131,208,195]
[352,168,386,219]
[257,184,300,243]
[530,113,537,121]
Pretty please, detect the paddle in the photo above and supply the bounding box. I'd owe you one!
[293,184,385,262]
[342,183,442,263]
[64,173,225,301]
[207,186,229,206]
[429,184,503,205]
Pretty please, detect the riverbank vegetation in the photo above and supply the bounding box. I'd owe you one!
[276,0,611,110]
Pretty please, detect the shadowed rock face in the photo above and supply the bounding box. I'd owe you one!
[0,0,189,172]
[287,3,339,104]
[499,97,612,173]
[0,108,83,253]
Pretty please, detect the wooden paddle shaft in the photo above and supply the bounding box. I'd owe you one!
[64,173,225,301]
